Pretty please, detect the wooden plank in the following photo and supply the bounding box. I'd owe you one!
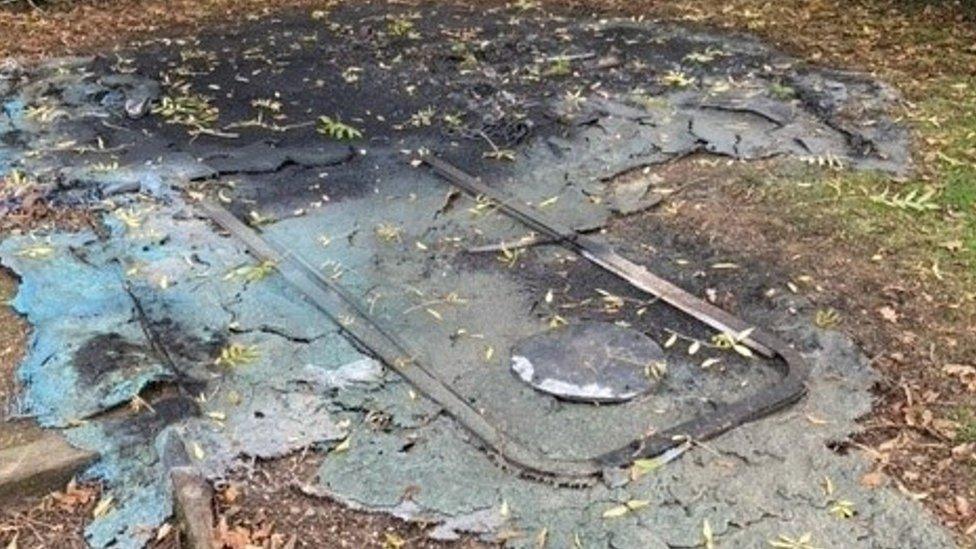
[171,466,215,549]
[0,428,98,505]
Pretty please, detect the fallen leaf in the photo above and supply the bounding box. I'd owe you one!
[626,499,650,510]
[92,495,114,518]
[383,533,406,549]
[701,357,722,369]
[191,441,205,460]
[702,519,714,549]
[535,527,548,548]
[156,522,173,541]
[602,505,630,518]
[878,306,899,323]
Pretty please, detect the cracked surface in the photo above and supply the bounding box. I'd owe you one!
[0,1,950,548]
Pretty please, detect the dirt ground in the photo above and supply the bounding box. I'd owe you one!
[0,271,25,414]
[1,0,975,547]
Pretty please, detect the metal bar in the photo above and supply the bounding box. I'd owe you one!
[197,200,602,481]
[195,150,811,481]
[419,155,810,466]
[421,156,775,357]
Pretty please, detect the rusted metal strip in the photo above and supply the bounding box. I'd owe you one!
[196,150,810,480]
[420,155,810,466]
[422,155,775,357]
[197,200,602,481]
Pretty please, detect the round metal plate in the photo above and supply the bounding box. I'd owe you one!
[511,321,665,403]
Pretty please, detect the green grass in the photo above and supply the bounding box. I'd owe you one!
[951,408,976,444]
[942,168,976,213]
[760,73,976,287]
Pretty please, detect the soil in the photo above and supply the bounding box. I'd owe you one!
[213,451,489,548]
[616,154,976,536]
[0,479,103,549]
[0,269,25,415]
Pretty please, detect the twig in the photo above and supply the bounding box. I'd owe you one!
[465,234,547,253]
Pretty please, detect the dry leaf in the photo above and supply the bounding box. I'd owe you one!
[92,495,114,518]
[878,306,899,323]
[626,499,650,510]
[535,527,548,548]
[702,519,714,549]
[602,505,630,518]
[384,533,406,549]
[156,522,173,541]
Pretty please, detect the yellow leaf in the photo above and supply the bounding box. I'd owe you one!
[630,458,663,480]
[92,495,114,518]
[732,344,753,357]
[15,244,54,259]
[383,533,406,549]
[701,357,721,369]
[702,519,714,549]
[156,522,173,541]
[806,415,829,425]
[539,196,559,208]
[602,505,630,518]
[625,499,650,510]
[535,527,548,548]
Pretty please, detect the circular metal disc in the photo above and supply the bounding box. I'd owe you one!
[510,321,665,403]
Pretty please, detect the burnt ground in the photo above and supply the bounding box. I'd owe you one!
[0,0,974,548]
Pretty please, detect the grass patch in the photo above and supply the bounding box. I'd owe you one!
[951,408,976,444]
[757,72,976,293]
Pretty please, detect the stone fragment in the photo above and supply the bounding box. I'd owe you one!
[0,428,98,504]
[609,177,663,215]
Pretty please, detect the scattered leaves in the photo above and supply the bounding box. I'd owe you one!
[223,260,277,282]
[153,88,218,129]
[602,499,649,518]
[814,308,840,329]
[661,70,694,87]
[484,148,517,162]
[375,222,404,243]
[768,533,817,549]
[870,187,939,212]
[214,343,260,367]
[828,499,856,519]
[14,243,54,259]
[316,115,363,140]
